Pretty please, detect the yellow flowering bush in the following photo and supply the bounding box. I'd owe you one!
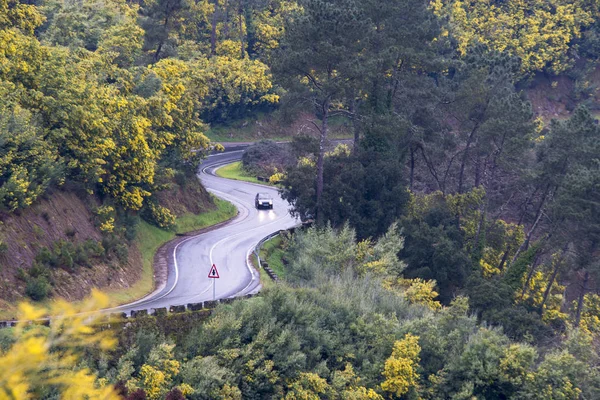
[0,290,119,399]
[381,334,421,397]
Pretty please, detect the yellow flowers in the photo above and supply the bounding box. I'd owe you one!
[146,202,176,229]
[325,143,351,158]
[0,0,45,34]
[95,205,116,232]
[269,170,286,184]
[432,0,594,74]
[0,290,119,399]
[381,334,421,397]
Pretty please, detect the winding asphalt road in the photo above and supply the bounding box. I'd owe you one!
[114,149,298,314]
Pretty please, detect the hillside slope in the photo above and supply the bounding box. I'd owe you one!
[0,177,218,314]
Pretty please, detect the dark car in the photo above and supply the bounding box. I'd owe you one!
[255,193,273,209]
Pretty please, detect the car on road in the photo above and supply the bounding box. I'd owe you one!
[255,193,273,209]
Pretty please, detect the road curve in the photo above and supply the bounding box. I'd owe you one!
[114,150,298,314]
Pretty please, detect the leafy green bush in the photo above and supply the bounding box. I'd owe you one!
[36,247,57,267]
[36,239,105,271]
[241,140,292,176]
[114,243,129,263]
[25,276,51,301]
[120,212,140,242]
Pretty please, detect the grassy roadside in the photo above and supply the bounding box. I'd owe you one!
[259,236,286,279]
[101,196,237,308]
[251,253,276,290]
[216,161,272,185]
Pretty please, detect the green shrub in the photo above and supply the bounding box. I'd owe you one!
[242,140,292,175]
[115,243,129,263]
[36,247,57,267]
[74,245,90,267]
[119,212,140,242]
[36,239,105,270]
[102,234,119,256]
[94,205,116,233]
[26,276,51,301]
[174,170,187,187]
[84,240,105,257]
[29,262,51,279]
[16,268,28,282]
[0,240,8,255]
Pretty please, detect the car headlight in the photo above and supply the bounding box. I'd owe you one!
[268,200,272,204]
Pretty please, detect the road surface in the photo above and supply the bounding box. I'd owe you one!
[115,150,298,314]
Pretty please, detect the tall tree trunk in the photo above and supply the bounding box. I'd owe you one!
[154,14,171,62]
[473,203,486,258]
[497,247,510,271]
[238,12,245,59]
[517,189,538,226]
[474,147,482,188]
[473,152,492,256]
[458,124,479,194]
[511,183,551,264]
[210,1,219,56]
[521,252,542,299]
[154,42,163,62]
[350,93,359,153]
[245,1,256,57]
[575,270,590,327]
[315,99,330,224]
[539,243,569,314]
[409,147,415,190]
[223,0,230,36]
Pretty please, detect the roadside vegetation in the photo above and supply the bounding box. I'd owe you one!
[215,162,264,185]
[259,235,287,279]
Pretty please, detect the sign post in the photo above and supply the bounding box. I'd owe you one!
[208,264,220,301]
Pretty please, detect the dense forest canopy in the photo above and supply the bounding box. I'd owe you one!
[0,0,600,398]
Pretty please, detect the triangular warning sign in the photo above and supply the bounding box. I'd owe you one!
[208,264,220,278]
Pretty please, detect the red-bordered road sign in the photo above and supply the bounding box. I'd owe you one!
[208,264,220,278]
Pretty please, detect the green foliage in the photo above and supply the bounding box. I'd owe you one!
[35,239,106,273]
[282,133,411,239]
[85,228,600,399]
[502,243,541,291]
[41,0,139,52]
[0,240,8,255]
[25,275,51,301]
[0,0,45,34]
[284,223,406,285]
[95,205,116,233]
[241,140,291,176]
[400,192,472,303]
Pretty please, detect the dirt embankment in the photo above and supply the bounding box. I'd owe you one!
[0,177,215,307]
[0,189,143,305]
[523,65,600,123]
[155,176,214,216]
